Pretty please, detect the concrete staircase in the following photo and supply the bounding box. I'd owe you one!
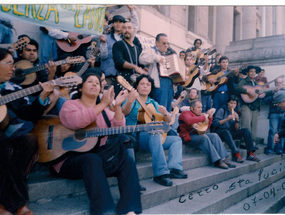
[28,143,285,214]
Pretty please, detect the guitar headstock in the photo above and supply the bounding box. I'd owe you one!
[86,47,100,59]
[145,122,170,134]
[66,56,86,65]
[11,36,30,50]
[116,75,134,91]
[53,75,82,88]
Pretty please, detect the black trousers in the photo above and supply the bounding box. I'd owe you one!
[55,152,142,215]
[0,132,38,212]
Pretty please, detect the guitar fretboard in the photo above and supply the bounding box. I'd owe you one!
[84,124,163,137]
[23,59,69,75]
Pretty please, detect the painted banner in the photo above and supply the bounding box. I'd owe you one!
[136,34,155,50]
[0,4,105,35]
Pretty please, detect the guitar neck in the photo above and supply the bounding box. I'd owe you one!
[136,97,154,119]
[84,124,158,137]
[23,59,69,75]
[77,61,91,77]
[0,80,54,106]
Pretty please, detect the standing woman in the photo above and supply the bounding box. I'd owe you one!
[57,71,142,215]
[0,48,54,215]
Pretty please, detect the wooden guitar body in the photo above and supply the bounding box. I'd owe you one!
[205,72,228,92]
[32,115,98,163]
[14,60,36,86]
[183,65,200,88]
[56,32,92,52]
[192,121,208,135]
[240,85,266,103]
[59,71,78,99]
[137,103,167,143]
[170,107,179,125]
[0,105,9,130]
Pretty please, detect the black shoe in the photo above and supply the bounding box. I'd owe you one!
[139,184,146,191]
[223,158,236,168]
[153,175,173,187]
[214,160,228,169]
[169,169,188,179]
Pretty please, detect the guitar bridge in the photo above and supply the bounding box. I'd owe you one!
[47,125,54,150]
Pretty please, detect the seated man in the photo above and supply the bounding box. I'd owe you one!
[178,100,236,169]
[122,74,187,187]
[273,91,285,144]
[212,95,260,163]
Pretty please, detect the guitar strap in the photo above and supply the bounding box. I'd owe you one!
[102,110,111,128]
[122,39,138,75]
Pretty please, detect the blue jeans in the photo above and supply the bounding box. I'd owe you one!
[201,93,212,113]
[153,77,174,112]
[215,128,255,154]
[267,113,285,153]
[185,133,229,163]
[213,92,229,112]
[0,23,14,44]
[40,33,58,64]
[139,132,183,177]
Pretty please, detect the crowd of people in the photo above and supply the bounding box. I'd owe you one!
[1,5,285,215]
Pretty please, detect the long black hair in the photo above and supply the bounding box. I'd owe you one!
[0,48,12,61]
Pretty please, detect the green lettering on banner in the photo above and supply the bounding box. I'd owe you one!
[1,5,11,12]
[93,7,105,32]
[82,6,92,29]
[36,5,45,21]
[25,5,37,19]
[45,5,59,23]
[13,5,24,16]
[74,4,83,28]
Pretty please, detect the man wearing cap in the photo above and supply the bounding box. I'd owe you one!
[236,65,274,146]
[100,6,139,87]
[273,91,285,146]
[265,78,285,155]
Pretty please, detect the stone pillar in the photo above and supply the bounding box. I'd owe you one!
[275,6,283,35]
[242,7,256,40]
[261,7,266,37]
[215,6,234,54]
[265,7,273,36]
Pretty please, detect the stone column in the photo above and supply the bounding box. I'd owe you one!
[215,6,234,54]
[261,7,266,37]
[265,7,273,36]
[275,6,283,35]
[242,6,256,39]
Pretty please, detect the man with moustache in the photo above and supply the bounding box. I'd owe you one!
[139,33,176,112]
[112,21,147,95]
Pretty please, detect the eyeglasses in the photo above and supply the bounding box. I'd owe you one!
[0,61,14,67]
[162,42,170,45]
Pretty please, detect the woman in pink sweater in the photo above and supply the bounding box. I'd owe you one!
[55,70,142,215]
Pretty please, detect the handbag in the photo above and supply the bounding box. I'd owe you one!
[95,110,128,177]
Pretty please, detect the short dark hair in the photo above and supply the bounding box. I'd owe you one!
[184,55,192,62]
[0,48,12,61]
[156,33,167,42]
[227,95,239,105]
[180,51,186,54]
[219,56,229,64]
[133,74,155,97]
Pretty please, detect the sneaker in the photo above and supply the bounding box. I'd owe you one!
[265,149,275,155]
[214,160,228,169]
[223,158,236,168]
[247,152,260,162]
[276,150,284,155]
[169,169,188,179]
[233,152,244,163]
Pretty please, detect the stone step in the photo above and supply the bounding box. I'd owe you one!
[29,152,284,214]
[28,145,265,202]
[221,177,285,214]
[143,156,285,214]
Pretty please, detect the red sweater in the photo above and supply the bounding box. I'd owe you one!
[178,111,213,142]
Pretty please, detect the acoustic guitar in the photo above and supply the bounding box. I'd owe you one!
[183,48,216,88]
[204,64,248,92]
[0,76,82,130]
[116,75,168,144]
[191,45,216,63]
[0,36,30,51]
[240,74,285,103]
[60,45,100,99]
[32,115,170,163]
[13,56,85,86]
[56,32,92,52]
[191,108,215,135]
[170,90,187,125]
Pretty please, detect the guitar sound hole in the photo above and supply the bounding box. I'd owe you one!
[75,129,86,140]
[255,90,260,94]
[77,35,83,39]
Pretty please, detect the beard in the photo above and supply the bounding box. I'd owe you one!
[124,32,132,39]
